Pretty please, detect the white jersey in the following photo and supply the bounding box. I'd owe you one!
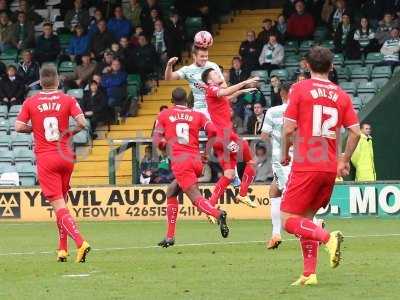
[176,61,223,110]
[262,103,288,163]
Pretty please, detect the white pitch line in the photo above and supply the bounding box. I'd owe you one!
[63,274,90,278]
[0,233,399,257]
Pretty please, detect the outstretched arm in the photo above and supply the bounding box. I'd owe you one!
[164,57,182,80]
[227,88,258,100]
[217,77,260,98]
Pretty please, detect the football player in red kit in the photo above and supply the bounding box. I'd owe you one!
[201,69,260,210]
[153,87,230,247]
[15,64,90,263]
[281,47,361,285]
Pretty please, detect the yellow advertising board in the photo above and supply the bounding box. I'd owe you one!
[0,185,271,222]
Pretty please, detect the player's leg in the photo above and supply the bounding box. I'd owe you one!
[185,184,229,238]
[267,179,283,250]
[236,139,257,207]
[159,180,181,248]
[208,167,234,207]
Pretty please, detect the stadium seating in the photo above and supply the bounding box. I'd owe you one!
[67,89,84,100]
[350,66,371,84]
[340,82,357,95]
[270,69,289,81]
[8,105,22,118]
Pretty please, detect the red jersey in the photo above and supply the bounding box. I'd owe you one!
[205,84,233,130]
[284,78,359,173]
[16,90,84,154]
[154,105,214,158]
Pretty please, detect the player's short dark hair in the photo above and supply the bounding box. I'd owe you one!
[201,68,214,84]
[40,64,59,89]
[280,82,292,93]
[306,46,333,74]
[159,105,168,111]
[361,123,371,129]
[172,87,187,105]
[7,65,16,72]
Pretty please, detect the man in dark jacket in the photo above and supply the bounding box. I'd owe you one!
[34,22,60,64]
[16,49,40,89]
[9,11,35,50]
[0,65,25,109]
[64,0,90,32]
[239,30,260,72]
[256,18,280,46]
[229,56,250,85]
[133,34,157,83]
[90,19,115,61]
[165,10,184,61]
[333,12,357,58]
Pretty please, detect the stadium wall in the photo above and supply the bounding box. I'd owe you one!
[0,182,399,221]
[358,71,400,180]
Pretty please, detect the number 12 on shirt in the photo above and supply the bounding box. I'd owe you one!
[312,105,338,139]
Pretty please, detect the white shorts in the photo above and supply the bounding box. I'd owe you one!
[272,161,291,191]
[193,107,211,120]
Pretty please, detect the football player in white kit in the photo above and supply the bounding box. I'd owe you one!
[261,82,292,249]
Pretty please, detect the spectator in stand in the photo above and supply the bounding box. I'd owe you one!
[353,17,379,57]
[256,18,279,46]
[194,2,213,33]
[254,142,273,183]
[152,149,174,184]
[229,56,249,85]
[140,145,158,184]
[119,37,136,73]
[34,22,60,64]
[328,0,347,34]
[292,56,310,81]
[17,49,40,89]
[63,53,97,90]
[88,8,103,37]
[321,0,335,25]
[67,25,90,63]
[360,0,384,27]
[108,6,133,41]
[95,51,114,75]
[376,12,399,45]
[270,75,282,107]
[242,85,266,130]
[110,42,123,59]
[276,14,288,42]
[133,34,157,87]
[100,58,128,108]
[0,0,11,18]
[81,80,109,139]
[333,11,357,58]
[329,66,338,84]
[141,0,162,22]
[123,0,142,27]
[0,65,25,109]
[351,123,376,181]
[247,102,266,135]
[142,8,161,37]
[239,30,260,72]
[165,10,184,61]
[9,11,35,50]
[296,72,308,82]
[152,19,169,71]
[90,19,115,61]
[64,0,90,32]
[307,0,325,25]
[13,0,43,26]
[0,12,12,52]
[259,34,284,75]
[130,26,144,47]
[377,27,400,68]
[287,0,315,42]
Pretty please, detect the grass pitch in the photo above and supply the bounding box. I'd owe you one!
[0,218,399,300]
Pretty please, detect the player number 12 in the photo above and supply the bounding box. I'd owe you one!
[312,105,338,138]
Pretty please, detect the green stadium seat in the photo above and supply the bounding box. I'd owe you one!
[16,163,36,186]
[0,135,10,151]
[365,52,384,66]
[357,81,377,93]
[59,61,76,73]
[371,66,392,78]
[372,77,389,90]
[320,40,334,50]
[251,70,269,82]
[67,89,84,100]
[72,130,89,145]
[8,105,22,118]
[286,66,298,80]
[350,66,371,84]
[11,133,32,150]
[58,33,73,47]
[394,65,400,74]
[0,48,17,61]
[0,149,13,168]
[344,59,363,67]
[333,53,344,66]
[351,96,363,110]
[284,55,300,68]
[359,93,374,105]
[260,84,271,97]
[13,148,34,163]
[284,41,298,53]
[299,40,314,53]
[313,27,328,42]
[340,82,357,95]
[336,66,349,81]
[0,119,10,134]
[185,17,203,39]
[270,69,289,81]
[0,105,7,118]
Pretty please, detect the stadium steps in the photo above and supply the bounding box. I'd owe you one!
[71,9,280,186]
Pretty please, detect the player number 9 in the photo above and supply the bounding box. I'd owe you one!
[43,117,60,142]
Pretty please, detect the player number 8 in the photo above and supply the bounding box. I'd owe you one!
[43,117,60,142]
[176,123,189,144]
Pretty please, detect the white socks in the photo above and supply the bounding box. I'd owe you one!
[270,197,282,236]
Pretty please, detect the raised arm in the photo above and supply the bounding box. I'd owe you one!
[217,77,260,98]
[164,57,182,81]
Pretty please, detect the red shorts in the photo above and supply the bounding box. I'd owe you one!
[213,132,253,171]
[171,157,203,192]
[281,171,336,215]
[36,152,74,201]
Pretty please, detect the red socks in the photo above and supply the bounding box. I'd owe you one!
[284,217,330,243]
[195,196,221,218]
[56,218,68,251]
[56,208,84,248]
[209,176,231,207]
[300,238,319,276]
[239,164,255,197]
[166,196,178,239]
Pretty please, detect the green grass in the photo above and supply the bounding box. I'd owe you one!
[0,218,399,300]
